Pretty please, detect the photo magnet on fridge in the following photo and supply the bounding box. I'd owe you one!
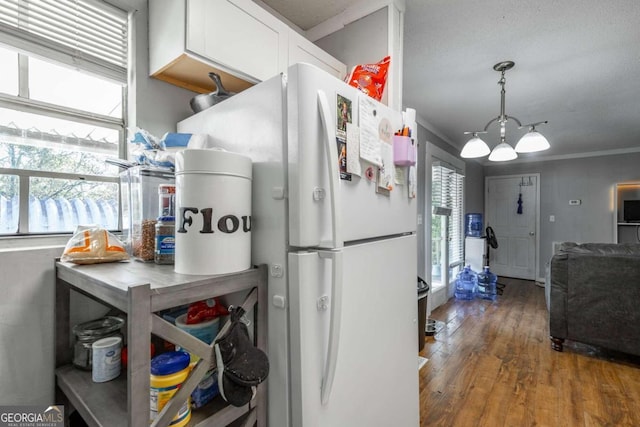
[337,136,351,181]
[336,93,352,138]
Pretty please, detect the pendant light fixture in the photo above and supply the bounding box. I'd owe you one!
[460,61,549,161]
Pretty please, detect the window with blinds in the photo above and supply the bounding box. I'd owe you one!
[0,0,129,235]
[0,0,128,81]
[432,161,465,268]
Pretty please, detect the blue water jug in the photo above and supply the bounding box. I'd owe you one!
[477,266,498,301]
[454,265,478,300]
[465,213,483,237]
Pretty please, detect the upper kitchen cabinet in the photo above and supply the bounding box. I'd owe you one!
[288,30,347,79]
[149,0,346,95]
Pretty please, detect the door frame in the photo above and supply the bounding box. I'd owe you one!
[484,173,541,281]
[425,142,465,312]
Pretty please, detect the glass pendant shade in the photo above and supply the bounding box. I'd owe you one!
[460,136,491,158]
[514,130,550,153]
[488,142,518,162]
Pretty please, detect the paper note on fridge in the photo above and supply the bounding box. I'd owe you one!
[346,123,361,176]
[359,95,382,166]
[378,141,394,191]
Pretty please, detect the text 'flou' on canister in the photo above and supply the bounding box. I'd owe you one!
[174,149,252,275]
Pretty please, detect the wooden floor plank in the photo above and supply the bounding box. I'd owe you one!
[419,278,640,427]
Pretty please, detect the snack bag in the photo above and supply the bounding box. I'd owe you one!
[186,298,229,324]
[61,226,130,264]
[345,56,390,101]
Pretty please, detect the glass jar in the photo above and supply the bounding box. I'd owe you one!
[155,216,175,265]
[72,316,124,370]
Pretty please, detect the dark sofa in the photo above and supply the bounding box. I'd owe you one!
[548,242,640,355]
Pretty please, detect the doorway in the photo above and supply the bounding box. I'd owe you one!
[485,174,540,280]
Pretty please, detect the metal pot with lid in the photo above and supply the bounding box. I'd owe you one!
[72,316,124,370]
[190,72,235,113]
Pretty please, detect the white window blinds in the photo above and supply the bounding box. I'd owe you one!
[0,0,128,82]
[432,161,465,267]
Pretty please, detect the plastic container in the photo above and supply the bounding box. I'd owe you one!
[477,266,498,301]
[150,351,192,427]
[174,314,220,346]
[72,316,124,371]
[120,166,175,261]
[155,216,175,264]
[465,213,483,237]
[393,135,416,166]
[454,265,478,300]
[91,336,122,382]
[174,149,252,275]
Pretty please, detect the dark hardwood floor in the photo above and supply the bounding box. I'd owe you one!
[419,277,640,426]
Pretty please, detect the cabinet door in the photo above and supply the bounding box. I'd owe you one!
[187,0,289,82]
[288,30,347,79]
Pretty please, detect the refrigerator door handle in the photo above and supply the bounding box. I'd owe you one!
[317,90,343,248]
[318,249,343,405]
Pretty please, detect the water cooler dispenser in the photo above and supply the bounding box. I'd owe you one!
[464,213,486,272]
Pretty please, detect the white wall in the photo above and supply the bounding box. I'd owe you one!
[0,247,60,404]
[0,0,197,405]
[485,151,640,279]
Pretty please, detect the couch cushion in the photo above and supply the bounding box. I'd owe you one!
[559,242,640,256]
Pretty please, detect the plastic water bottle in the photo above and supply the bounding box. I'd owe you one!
[477,266,497,301]
[454,265,478,300]
[465,213,483,237]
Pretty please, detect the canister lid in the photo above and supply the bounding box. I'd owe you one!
[175,149,251,180]
[92,336,122,349]
[150,351,191,376]
[72,316,124,339]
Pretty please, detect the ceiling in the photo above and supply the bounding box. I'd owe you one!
[260,0,640,162]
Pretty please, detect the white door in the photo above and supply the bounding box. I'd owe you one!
[485,175,539,280]
[286,63,416,248]
[288,234,419,427]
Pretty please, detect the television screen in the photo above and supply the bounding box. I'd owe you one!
[623,200,640,222]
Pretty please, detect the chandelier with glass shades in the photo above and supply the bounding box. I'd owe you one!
[460,61,550,162]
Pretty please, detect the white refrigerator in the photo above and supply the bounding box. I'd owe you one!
[178,63,419,427]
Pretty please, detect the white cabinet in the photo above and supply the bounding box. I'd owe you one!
[149,0,346,95]
[186,0,289,83]
[288,30,346,79]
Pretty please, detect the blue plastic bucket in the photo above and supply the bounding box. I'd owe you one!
[465,213,483,237]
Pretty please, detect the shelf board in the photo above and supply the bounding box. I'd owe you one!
[56,364,127,427]
[617,222,640,226]
[56,364,257,427]
[56,262,264,313]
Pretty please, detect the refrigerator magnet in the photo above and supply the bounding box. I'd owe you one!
[336,93,353,139]
[336,136,351,181]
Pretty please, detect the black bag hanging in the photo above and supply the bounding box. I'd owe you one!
[214,306,269,406]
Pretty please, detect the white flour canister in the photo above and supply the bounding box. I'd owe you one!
[174,149,252,275]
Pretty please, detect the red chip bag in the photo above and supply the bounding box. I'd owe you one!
[186,297,229,324]
[345,56,390,101]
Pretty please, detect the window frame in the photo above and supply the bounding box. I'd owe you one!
[0,50,127,236]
